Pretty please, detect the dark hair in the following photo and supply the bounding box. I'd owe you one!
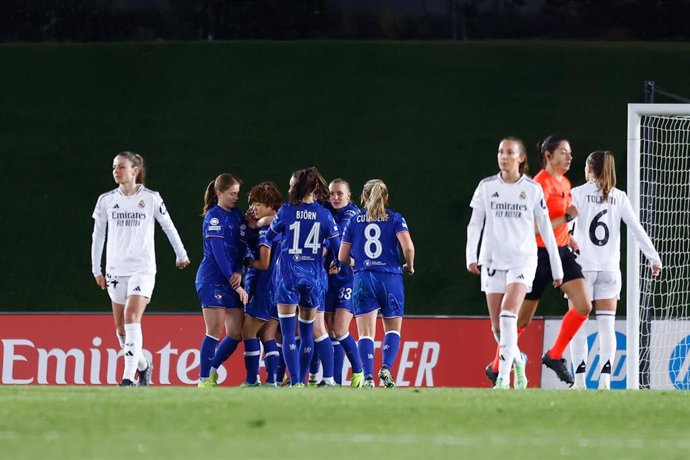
[587,150,617,202]
[117,151,146,184]
[289,167,328,205]
[538,135,569,169]
[361,179,388,221]
[248,181,283,211]
[501,136,529,176]
[202,173,242,216]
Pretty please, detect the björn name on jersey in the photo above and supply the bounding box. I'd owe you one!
[295,210,317,220]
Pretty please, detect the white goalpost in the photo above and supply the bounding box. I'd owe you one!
[627,103,690,390]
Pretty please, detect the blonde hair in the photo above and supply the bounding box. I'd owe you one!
[361,179,388,221]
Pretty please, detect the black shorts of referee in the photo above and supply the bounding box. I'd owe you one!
[525,246,584,301]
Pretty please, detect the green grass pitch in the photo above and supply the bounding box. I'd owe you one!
[1,386,688,459]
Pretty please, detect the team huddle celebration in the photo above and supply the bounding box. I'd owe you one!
[91,152,414,389]
[91,133,662,390]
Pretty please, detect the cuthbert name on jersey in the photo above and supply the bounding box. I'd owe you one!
[490,201,528,218]
[111,211,147,226]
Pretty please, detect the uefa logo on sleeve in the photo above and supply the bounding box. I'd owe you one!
[668,335,690,390]
[583,331,627,390]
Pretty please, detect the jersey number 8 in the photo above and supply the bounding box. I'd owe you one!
[364,223,383,259]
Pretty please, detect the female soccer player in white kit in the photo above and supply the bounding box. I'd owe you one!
[568,150,662,389]
[91,152,190,386]
[466,137,564,389]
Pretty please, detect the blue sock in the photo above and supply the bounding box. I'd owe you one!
[309,349,321,376]
[243,338,261,384]
[315,334,334,379]
[276,344,286,383]
[339,333,363,374]
[279,314,300,385]
[332,338,344,384]
[263,340,279,384]
[382,330,401,370]
[298,317,315,384]
[359,336,375,379]
[211,336,240,369]
[199,334,219,379]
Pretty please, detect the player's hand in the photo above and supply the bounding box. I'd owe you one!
[468,263,480,275]
[403,264,414,276]
[651,264,662,277]
[565,205,578,220]
[229,272,242,289]
[235,286,249,305]
[553,278,563,288]
[176,258,191,269]
[328,260,341,275]
[95,274,106,290]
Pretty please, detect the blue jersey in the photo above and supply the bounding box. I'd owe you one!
[195,205,246,285]
[325,202,359,288]
[267,201,340,286]
[343,208,409,275]
[243,225,282,297]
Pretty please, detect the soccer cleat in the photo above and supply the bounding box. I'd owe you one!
[493,377,509,390]
[513,353,528,389]
[280,375,291,387]
[208,368,218,386]
[362,378,375,389]
[137,363,153,387]
[378,367,396,388]
[317,380,336,388]
[485,362,498,385]
[350,371,364,388]
[307,378,319,388]
[291,382,305,388]
[240,381,261,388]
[119,378,135,387]
[264,382,278,388]
[542,352,574,385]
[197,379,217,389]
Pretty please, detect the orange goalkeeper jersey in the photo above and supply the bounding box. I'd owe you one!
[534,169,572,248]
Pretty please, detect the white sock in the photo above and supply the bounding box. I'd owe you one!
[570,318,589,379]
[123,323,143,381]
[119,333,148,372]
[498,312,518,382]
[597,311,616,385]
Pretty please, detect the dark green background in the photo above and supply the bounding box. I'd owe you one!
[1,41,688,314]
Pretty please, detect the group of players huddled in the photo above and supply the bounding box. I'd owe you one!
[466,135,662,390]
[92,155,414,388]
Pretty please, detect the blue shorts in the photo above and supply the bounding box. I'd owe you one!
[245,292,278,321]
[325,285,354,314]
[353,271,404,318]
[275,280,324,309]
[196,283,242,309]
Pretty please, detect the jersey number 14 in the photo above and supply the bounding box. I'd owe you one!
[288,221,321,254]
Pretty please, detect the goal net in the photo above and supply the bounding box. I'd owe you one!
[627,104,690,390]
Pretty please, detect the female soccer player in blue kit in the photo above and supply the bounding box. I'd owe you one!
[195,173,249,388]
[323,179,365,387]
[339,179,415,388]
[240,182,283,386]
[266,167,342,387]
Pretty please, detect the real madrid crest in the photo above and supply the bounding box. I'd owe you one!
[519,191,526,200]
[138,200,145,208]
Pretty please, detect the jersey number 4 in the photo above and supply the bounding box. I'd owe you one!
[288,221,321,254]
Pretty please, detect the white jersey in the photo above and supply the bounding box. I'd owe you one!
[571,181,661,271]
[91,185,188,276]
[466,173,563,279]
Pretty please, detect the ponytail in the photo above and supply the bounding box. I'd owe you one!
[361,179,388,221]
[288,167,328,205]
[502,136,529,176]
[537,135,568,170]
[587,150,617,202]
[117,151,146,184]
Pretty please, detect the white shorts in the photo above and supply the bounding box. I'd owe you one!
[481,263,537,294]
[583,270,621,301]
[106,272,156,305]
